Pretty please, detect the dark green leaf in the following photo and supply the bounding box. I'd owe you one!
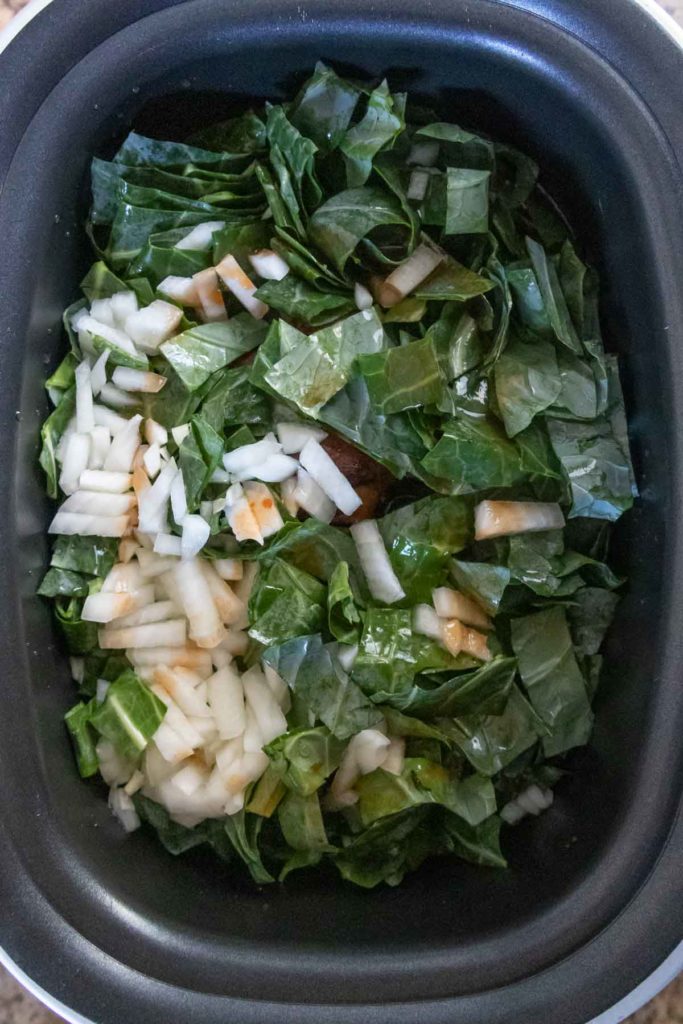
[39,386,75,498]
[160,314,267,392]
[265,726,345,796]
[340,80,404,187]
[38,567,89,598]
[445,686,543,775]
[288,62,361,151]
[222,811,274,883]
[413,255,493,302]
[450,559,511,615]
[255,275,355,328]
[327,562,363,644]
[444,168,491,235]
[309,186,409,273]
[494,333,561,436]
[278,791,332,851]
[248,559,325,646]
[90,669,166,760]
[64,702,99,778]
[358,335,446,414]
[526,237,582,354]
[178,415,225,510]
[443,812,507,868]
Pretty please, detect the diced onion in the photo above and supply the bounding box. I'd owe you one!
[354,282,374,310]
[192,267,227,323]
[350,520,405,604]
[103,413,142,473]
[292,467,335,523]
[99,618,187,650]
[248,249,290,281]
[58,432,91,495]
[441,619,492,662]
[432,587,492,630]
[474,500,565,540]
[407,168,430,201]
[61,490,135,516]
[199,562,245,625]
[87,425,112,470]
[299,438,361,516]
[99,383,140,409]
[175,221,225,251]
[49,511,129,537]
[143,443,161,479]
[222,433,281,475]
[243,481,284,538]
[154,533,182,557]
[213,558,243,582]
[75,361,95,434]
[170,470,188,525]
[275,421,327,455]
[93,405,130,434]
[153,665,212,719]
[207,665,246,740]
[108,787,141,833]
[242,666,288,746]
[412,603,442,640]
[112,367,167,393]
[375,243,443,308]
[215,254,269,319]
[173,558,225,649]
[124,300,182,353]
[144,418,168,447]
[158,275,200,305]
[382,737,406,776]
[90,298,115,327]
[407,140,440,166]
[110,291,139,329]
[114,599,179,629]
[78,316,137,356]
[181,514,211,559]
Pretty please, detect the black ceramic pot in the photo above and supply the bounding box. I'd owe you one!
[0,1,682,1022]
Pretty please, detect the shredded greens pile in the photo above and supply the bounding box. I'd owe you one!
[38,64,636,887]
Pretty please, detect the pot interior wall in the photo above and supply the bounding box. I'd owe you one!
[4,0,682,1013]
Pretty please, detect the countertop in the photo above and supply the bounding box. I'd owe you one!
[0,0,681,1021]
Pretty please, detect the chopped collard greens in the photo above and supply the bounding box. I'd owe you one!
[39,64,636,887]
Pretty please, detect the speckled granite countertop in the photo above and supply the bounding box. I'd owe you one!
[1,0,682,1021]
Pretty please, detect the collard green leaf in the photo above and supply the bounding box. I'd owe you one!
[189,111,267,154]
[178,415,225,510]
[380,494,474,553]
[80,261,137,302]
[421,413,528,493]
[449,559,511,615]
[355,759,496,827]
[90,670,166,761]
[222,811,274,883]
[212,219,272,265]
[261,634,382,740]
[255,275,355,328]
[415,122,494,169]
[64,702,99,778]
[445,686,543,775]
[248,559,325,646]
[160,314,268,391]
[51,535,119,577]
[358,335,446,414]
[443,812,507,868]
[427,306,485,382]
[263,308,386,416]
[199,364,271,434]
[38,567,89,599]
[309,186,409,273]
[567,586,620,658]
[413,255,493,302]
[549,348,598,421]
[113,131,251,172]
[506,265,551,332]
[494,333,561,437]
[526,237,582,354]
[256,518,368,601]
[133,794,211,856]
[278,791,332,852]
[266,104,322,211]
[327,562,362,644]
[333,806,437,887]
[511,606,593,756]
[401,657,517,720]
[55,598,98,655]
[288,62,361,151]
[39,386,75,499]
[265,726,345,796]
[444,168,491,235]
[340,80,404,187]
[546,357,637,521]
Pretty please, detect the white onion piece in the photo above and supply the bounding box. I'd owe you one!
[242,666,288,746]
[142,443,161,479]
[176,221,225,251]
[382,737,406,776]
[89,350,109,397]
[108,787,141,833]
[280,476,299,517]
[351,520,405,604]
[441,619,492,662]
[232,560,258,608]
[208,665,246,740]
[61,491,135,516]
[58,432,91,495]
[128,646,212,675]
[93,405,130,434]
[210,467,231,484]
[220,630,249,656]
[88,425,112,470]
[248,249,290,281]
[118,537,140,564]
[110,291,139,328]
[55,417,77,465]
[474,500,565,541]
[225,483,263,545]
[99,618,187,650]
[199,562,244,625]
[144,418,168,447]
[112,367,167,393]
[152,722,197,764]
[103,413,142,473]
[173,558,225,649]
[407,168,430,201]
[97,739,132,786]
[170,470,188,525]
[90,298,115,327]
[124,300,182,352]
[49,511,128,537]
[154,533,182,557]
[181,514,211,559]
[299,438,361,516]
[336,643,359,672]
[171,762,207,796]
[82,591,140,623]
[79,469,132,493]
[75,361,95,434]
[157,275,200,305]
[171,423,190,446]
[432,587,492,630]
[79,316,136,355]
[243,481,284,538]
[215,254,268,319]
[135,548,178,578]
[501,785,554,826]
[407,139,440,166]
[232,453,298,484]
[192,267,227,323]
[375,243,443,308]
[292,467,335,523]
[114,599,179,629]
[412,603,443,641]
[98,383,140,409]
[213,558,243,582]
[329,729,391,809]
[275,421,327,455]
[101,563,143,594]
[153,665,211,719]
[137,457,177,532]
[222,433,281,475]
[95,678,111,704]
[354,282,374,310]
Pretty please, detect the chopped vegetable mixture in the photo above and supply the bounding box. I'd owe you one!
[38,64,636,887]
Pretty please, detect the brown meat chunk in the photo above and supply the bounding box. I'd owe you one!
[321,433,394,525]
